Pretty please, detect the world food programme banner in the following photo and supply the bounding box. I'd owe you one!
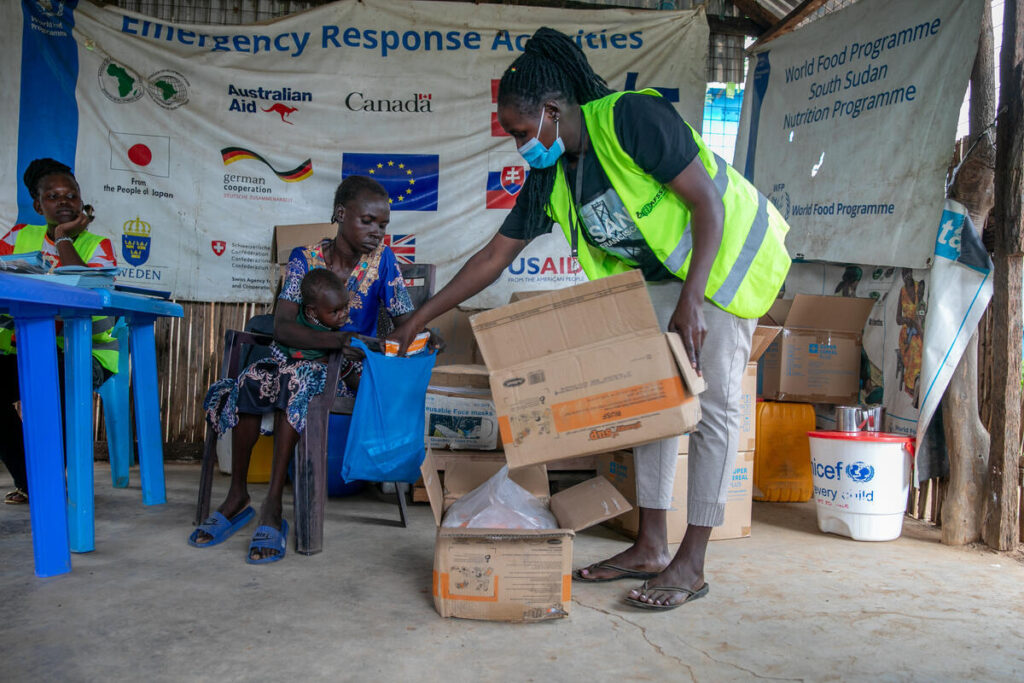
[733,0,983,269]
[0,0,708,304]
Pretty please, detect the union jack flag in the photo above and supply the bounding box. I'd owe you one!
[384,234,415,263]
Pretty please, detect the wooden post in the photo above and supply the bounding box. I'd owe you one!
[941,3,995,546]
[983,0,1024,551]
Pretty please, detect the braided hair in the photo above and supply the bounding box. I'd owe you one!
[497,27,614,238]
[332,174,388,220]
[23,158,76,199]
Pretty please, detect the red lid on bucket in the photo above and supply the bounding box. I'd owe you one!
[808,430,914,444]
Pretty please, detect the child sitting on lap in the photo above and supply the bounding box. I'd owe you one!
[191,268,359,563]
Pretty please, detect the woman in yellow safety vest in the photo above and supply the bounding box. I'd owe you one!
[390,27,791,611]
[0,158,119,505]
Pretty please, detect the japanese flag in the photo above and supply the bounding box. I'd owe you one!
[109,132,170,177]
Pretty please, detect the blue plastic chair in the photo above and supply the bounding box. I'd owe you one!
[94,319,133,488]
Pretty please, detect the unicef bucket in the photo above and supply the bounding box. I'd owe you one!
[807,431,914,541]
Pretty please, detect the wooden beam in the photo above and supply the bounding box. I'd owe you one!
[748,0,831,51]
[728,0,780,29]
[707,15,766,37]
[941,2,995,547]
[983,0,1024,550]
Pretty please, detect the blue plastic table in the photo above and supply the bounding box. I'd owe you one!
[62,289,182,554]
[0,272,103,577]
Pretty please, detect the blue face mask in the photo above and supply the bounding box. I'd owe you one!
[517,112,565,169]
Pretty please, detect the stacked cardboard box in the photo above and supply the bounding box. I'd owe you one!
[425,364,501,452]
[758,295,875,404]
[598,325,780,542]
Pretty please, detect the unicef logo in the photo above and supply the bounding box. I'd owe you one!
[845,461,875,483]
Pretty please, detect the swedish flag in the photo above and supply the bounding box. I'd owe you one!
[341,153,439,211]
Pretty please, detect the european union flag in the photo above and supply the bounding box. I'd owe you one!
[341,153,439,211]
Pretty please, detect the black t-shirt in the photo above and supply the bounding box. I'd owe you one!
[499,93,700,281]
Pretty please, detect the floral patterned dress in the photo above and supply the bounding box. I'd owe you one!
[203,241,414,435]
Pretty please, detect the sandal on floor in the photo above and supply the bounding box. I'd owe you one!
[188,507,255,548]
[246,520,289,565]
[573,561,659,583]
[4,489,28,505]
[624,581,710,611]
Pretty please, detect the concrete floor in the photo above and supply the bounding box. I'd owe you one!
[1,463,1022,682]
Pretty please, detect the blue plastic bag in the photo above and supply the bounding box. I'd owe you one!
[341,338,437,483]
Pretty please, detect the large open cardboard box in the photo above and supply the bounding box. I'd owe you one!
[422,452,631,622]
[758,295,875,404]
[470,271,705,470]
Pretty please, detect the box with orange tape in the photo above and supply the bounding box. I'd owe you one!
[470,270,705,470]
[421,451,631,622]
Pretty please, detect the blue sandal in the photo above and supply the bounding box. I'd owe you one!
[246,520,289,564]
[188,507,255,548]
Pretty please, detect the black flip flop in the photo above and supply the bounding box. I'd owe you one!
[573,561,660,583]
[624,581,710,610]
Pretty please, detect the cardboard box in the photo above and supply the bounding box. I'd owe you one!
[675,325,778,456]
[427,449,599,472]
[508,289,554,303]
[471,271,705,470]
[271,222,335,290]
[599,450,754,542]
[425,365,500,451]
[758,295,875,404]
[429,307,485,366]
[422,451,631,622]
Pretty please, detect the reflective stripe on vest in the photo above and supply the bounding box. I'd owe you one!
[4,225,119,374]
[663,152,731,273]
[546,90,791,319]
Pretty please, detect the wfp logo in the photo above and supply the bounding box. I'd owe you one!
[122,216,151,266]
[845,461,875,483]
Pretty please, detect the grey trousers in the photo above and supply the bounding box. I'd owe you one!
[634,280,756,528]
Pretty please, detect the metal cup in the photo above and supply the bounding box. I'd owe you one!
[835,406,863,432]
[834,405,886,432]
[861,405,885,432]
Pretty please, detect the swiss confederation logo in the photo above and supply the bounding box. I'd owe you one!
[211,240,226,256]
[845,461,875,483]
[122,216,152,266]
